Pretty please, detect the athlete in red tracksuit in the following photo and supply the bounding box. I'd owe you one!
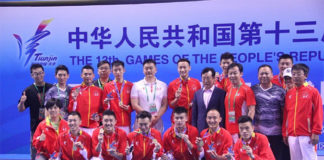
[55,130,92,159]
[199,127,232,160]
[234,132,275,160]
[92,127,127,159]
[33,117,69,159]
[168,77,201,124]
[283,83,323,159]
[163,107,199,160]
[127,128,163,160]
[68,83,103,129]
[102,80,133,132]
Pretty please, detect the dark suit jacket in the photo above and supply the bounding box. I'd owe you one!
[191,87,226,133]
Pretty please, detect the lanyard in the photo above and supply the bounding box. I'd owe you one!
[113,80,126,103]
[98,79,104,89]
[69,130,82,158]
[227,83,242,111]
[144,83,156,103]
[179,77,190,105]
[34,83,45,105]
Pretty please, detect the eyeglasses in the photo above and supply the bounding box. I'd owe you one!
[32,72,44,76]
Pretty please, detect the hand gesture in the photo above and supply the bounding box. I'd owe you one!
[195,137,204,150]
[20,91,27,103]
[74,141,84,150]
[71,88,80,100]
[38,130,46,141]
[98,129,104,144]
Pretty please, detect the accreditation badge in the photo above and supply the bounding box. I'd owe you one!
[229,111,235,123]
[39,108,45,120]
[149,103,157,115]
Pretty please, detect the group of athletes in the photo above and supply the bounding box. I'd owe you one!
[18,52,323,160]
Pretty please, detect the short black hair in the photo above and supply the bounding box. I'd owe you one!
[279,54,293,63]
[81,65,94,73]
[30,63,44,73]
[258,64,273,73]
[97,60,110,68]
[201,67,215,77]
[173,106,188,115]
[112,60,125,68]
[292,63,309,77]
[136,111,152,120]
[206,108,220,115]
[227,62,243,73]
[55,65,69,75]
[143,59,156,66]
[177,58,190,66]
[103,109,116,119]
[69,111,81,119]
[45,98,63,109]
[238,115,252,124]
[220,52,234,62]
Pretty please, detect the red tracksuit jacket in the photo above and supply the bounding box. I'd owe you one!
[200,127,232,160]
[54,130,92,160]
[102,80,133,127]
[234,132,275,160]
[163,124,199,160]
[68,84,103,128]
[127,128,163,160]
[92,127,127,159]
[282,82,323,137]
[32,118,69,158]
[167,77,201,124]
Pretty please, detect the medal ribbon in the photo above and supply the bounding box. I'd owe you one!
[113,80,126,103]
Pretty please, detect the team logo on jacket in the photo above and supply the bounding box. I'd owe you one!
[94,91,99,96]
[302,93,309,99]
[64,141,66,145]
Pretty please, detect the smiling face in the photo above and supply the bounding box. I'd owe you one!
[68,114,81,133]
[56,70,69,85]
[258,66,273,86]
[102,115,116,132]
[220,58,233,74]
[278,58,293,76]
[206,110,222,129]
[228,66,242,86]
[177,61,191,79]
[292,69,307,87]
[47,104,60,119]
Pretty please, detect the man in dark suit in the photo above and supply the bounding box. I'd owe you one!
[192,67,226,133]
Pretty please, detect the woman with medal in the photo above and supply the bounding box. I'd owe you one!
[196,109,233,160]
[103,60,133,134]
[92,110,127,160]
[225,63,256,143]
[45,65,71,120]
[54,111,92,160]
[32,98,69,160]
